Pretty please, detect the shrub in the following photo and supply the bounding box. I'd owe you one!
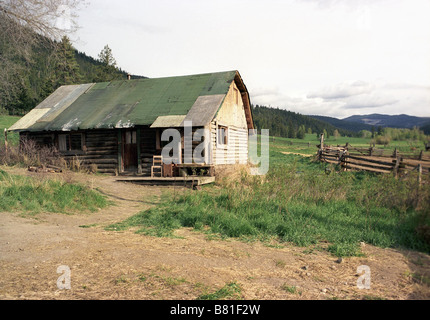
[375,135,391,146]
[0,137,62,168]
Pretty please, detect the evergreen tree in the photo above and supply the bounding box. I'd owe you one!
[98,44,117,67]
[297,125,306,139]
[94,44,123,82]
[333,129,340,140]
[287,120,295,138]
[55,36,82,86]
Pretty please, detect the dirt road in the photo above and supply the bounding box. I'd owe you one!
[0,167,429,300]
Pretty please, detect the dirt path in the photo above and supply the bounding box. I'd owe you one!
[282,152,314,157]
[0,167,429,300]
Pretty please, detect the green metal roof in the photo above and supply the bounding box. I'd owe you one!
[10,70,241,132]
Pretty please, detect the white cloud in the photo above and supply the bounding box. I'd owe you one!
[73,0,430,118]
[307,81,374,100]
[251,80,430,119]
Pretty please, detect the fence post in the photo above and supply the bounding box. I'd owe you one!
[320,133,324,150]
[340,149,348,172]
[393,156,400,178]
[4,128,8,157]
[418,164,422,185]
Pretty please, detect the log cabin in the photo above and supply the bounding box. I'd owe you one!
[8,70,254,177]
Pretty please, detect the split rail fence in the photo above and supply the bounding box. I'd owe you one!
[317,136,430,180]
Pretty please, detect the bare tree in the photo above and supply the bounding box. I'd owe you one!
[0,0,85,110]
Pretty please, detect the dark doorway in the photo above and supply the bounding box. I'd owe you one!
[122,129,138,171]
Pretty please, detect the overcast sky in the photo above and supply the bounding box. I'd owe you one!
[71,0,430,119]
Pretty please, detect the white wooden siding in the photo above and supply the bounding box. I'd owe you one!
[209,121,248,165]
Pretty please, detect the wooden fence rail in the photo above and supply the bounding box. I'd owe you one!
[317,136,430,180]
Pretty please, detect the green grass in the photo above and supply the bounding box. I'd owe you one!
[0,169,108,214]
[269,133,427,159]
[196,282,242,300]
[281,284,301,295]
[106,136,430,257]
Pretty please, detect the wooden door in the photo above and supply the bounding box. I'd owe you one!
[122,129,138,170]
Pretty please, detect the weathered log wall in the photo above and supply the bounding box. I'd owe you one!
[21,129,119,175]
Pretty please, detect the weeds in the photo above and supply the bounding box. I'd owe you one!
[281,284,301,295]
[0,138,100,175]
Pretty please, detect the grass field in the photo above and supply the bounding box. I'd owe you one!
[270,133,428,159]
[107,136,430,257]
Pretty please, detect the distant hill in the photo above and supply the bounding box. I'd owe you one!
[309,115,374,133]
[252,105,357,138]
[420,122,430,135]
[343,114,430,129]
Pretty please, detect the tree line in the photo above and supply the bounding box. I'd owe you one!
[359,126,429,146]
[251,105,356,139]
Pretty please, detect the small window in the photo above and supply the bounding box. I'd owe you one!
[70,133,82,150]
[59,134,67,151]
[58,133,83,151]
[125,130,137,144]
[234,88,239,105]
[217,125,228,146]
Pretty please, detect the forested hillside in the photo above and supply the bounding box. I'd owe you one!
[309,115,374,133]
[344,114,430,129]
[251,105,357,139]
[0,15,145,116]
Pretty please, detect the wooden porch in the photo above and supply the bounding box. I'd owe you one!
[115,175,215,189]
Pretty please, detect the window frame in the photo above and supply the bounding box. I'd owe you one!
[58,132,85,153]
[217,125,228,148]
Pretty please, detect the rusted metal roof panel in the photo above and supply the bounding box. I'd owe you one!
[9,71,239,132]
[181,94,226,127]
[8,84,93,131]
[8,108,51,131]
[150,115,187,128]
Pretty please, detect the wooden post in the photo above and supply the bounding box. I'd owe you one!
[4,128,8,156]
[393,148,398,158]
[393,156,400,178]
[117,130,122,175]
[320,133,324,150]
[419,150,423,161]
[340,150,348,172]
[418,164,422,185]
[136,128,142,174]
